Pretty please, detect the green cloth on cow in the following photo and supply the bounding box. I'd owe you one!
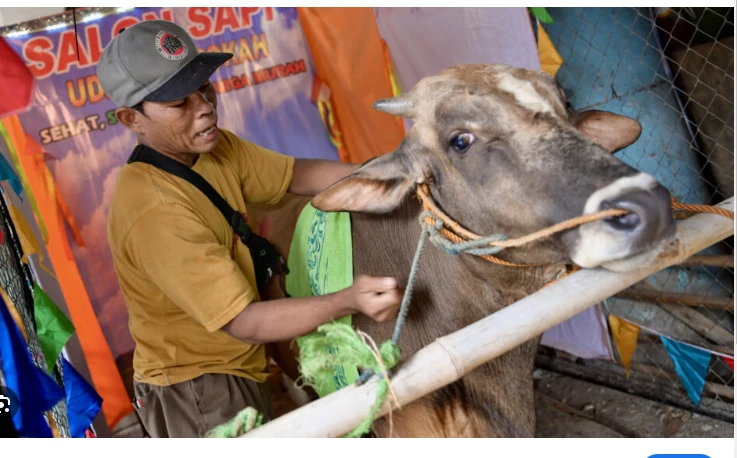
[286,202,359,397]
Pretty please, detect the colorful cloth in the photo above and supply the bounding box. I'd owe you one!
[61,357,103,438]
[34,283,75,373]
[287,203,359,397]
[0,36,34,117]
[0,291,64,437]
[660,336,711,406]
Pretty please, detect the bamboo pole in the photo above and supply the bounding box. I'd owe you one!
[242,197,734,438]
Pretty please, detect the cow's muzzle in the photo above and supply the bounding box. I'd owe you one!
[566,172,677,271]
[598,183,674,253]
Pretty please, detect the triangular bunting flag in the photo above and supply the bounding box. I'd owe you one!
[660,336,711,407]
[0,284,28,343]
[721,355,733,371]
[0,36,35,118]
[61,357,103,438]
[608,315,640,378]
[541,304,615,360]
[0,151,23,198]
[6,203,55,278]
[0,290,65,437]
[529,7,554,23]
[537,21,564,77]
[34,283,75,373]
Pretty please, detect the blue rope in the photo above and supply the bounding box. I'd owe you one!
[392,227,431,344]
[420,211,509,256]
[355,211,510,385]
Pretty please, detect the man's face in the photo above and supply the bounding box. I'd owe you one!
[126,80,220,156]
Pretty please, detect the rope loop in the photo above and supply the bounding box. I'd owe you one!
[419,210,509,257]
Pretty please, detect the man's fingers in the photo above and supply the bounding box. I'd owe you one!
[359,276,398,293]
[374,290,401,308]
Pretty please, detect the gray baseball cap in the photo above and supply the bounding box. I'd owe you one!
[97,19,232,108]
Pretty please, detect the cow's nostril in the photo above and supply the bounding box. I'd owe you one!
[600,198,642,231]
[597,184,675,252]
[604,211,641,230]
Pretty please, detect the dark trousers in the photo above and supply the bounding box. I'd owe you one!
[132,373,274,438]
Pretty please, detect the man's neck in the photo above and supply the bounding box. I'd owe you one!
[137,137,198,168]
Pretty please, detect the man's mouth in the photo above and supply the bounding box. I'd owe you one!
[197,125,217,138]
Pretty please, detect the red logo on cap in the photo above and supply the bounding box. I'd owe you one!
[155,30,188,61]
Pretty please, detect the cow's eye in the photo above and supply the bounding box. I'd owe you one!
[451,132,475,154]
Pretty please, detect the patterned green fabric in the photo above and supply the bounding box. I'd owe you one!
[286,202,359,397]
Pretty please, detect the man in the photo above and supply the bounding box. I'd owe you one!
[98,19,402,438]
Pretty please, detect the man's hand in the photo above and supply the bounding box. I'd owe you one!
[222,274,402,344]
[345,275,402,322]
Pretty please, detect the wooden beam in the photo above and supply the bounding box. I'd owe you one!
[535,354,734,423]
[659,302,734,346]
[241,197,734,438]
[629,362,734,401]
[615,288,733,310]
[679,255,734,268]
[636,332,733,356]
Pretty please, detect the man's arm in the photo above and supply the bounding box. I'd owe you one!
[222,275,400,344]
[288,159,360,196]
[128,206,402,341]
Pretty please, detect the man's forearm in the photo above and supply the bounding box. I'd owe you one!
[288,158,360,196]
[222,291,354,344]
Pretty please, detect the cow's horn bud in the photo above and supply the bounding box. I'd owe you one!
[372,95,414,117]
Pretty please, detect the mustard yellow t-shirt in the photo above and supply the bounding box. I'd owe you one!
[107,129,295,386]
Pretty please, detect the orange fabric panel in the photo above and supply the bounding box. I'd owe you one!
[1,115,132,430]
[297,8,405,164]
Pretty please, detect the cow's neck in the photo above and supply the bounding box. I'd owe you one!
[350,196,557,437]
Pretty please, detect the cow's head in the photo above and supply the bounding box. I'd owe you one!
[313,64,676,272]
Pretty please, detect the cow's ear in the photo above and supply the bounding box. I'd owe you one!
[571,110,642,154]
[312,149,416,213]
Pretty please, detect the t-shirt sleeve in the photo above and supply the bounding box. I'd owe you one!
[222,129,295,205]
[124,203,255,333]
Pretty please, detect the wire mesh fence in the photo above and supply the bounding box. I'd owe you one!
[0,187,70,437]
[536,6,734,423]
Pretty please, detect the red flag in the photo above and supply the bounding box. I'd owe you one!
[0,36,35,117]
[722,355,734,371]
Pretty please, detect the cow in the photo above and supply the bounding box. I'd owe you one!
[247,63,677,438]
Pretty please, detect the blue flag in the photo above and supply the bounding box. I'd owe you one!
[660,336,711,406]
[0,151,23,199]
[0,293,64,437]
[61,357,102,438]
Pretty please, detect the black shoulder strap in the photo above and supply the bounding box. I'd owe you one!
[128,144,252,244]
[127,144,290,297]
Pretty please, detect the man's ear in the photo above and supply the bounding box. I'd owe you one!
[116,107,144,134]
[570,110,642,154]
[312,147,417,213]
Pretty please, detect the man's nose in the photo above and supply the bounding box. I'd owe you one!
[194,90,215,114]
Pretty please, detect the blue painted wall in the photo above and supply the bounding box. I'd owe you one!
[543,7,712,205]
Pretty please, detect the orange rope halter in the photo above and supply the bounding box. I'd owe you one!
[670,196,735,220]
[415,183,734,269]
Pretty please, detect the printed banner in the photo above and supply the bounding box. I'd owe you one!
[5,7,339,360]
